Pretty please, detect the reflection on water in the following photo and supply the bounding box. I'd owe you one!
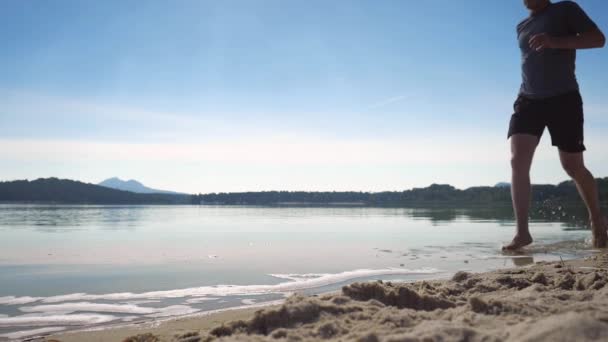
[409,203,595,230]
[0,203,597,233]
[0,204,597,269]
[0,205,146,232]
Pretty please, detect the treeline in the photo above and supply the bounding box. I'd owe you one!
[0,178,191,204]
[2,177,607,206]
[193,178,608,206]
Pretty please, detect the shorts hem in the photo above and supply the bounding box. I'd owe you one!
[555,145,586,153]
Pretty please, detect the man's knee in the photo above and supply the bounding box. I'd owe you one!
[510,153,532,173]
[561,159,586,178]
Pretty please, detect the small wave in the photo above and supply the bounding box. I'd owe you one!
[266,268,440,288]
[526,239,591,253]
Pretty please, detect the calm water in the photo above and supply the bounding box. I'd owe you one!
[0,204,595,340]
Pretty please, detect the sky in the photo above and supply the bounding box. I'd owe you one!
[1,0,607,193]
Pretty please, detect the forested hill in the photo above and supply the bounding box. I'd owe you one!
[0,178,191,204]
[2,177,607,206]
[193,178,608,206]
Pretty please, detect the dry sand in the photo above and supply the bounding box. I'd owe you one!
[42,252,608,342]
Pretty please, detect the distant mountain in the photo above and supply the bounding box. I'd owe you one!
[98,177,184,195]
[495,182,511,188]
[0,178,193,204]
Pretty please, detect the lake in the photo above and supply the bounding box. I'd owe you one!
[0,204,595,340]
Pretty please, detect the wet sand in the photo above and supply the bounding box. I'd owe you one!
[38,306,271,342]
[42,252,608,342]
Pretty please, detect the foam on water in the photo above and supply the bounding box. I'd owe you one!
[0,313,116,327]
[3,268,440,305]
[121,316,138,322]
[20,311,74,317]
[184,297,219,304]
[143,305,200,318]
[20,302,159,315]
[17,303,202,321]
[527,239,592,253]
[0,327,66,339]
[0,268,440,335]
[122,300,162,305]
[269,273,328,281]
[0,296,43,305]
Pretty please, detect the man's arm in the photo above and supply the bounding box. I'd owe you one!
[529,1,604,52]
[529,28,606,51]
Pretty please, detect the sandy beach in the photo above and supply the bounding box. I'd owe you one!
[36,251,608,342]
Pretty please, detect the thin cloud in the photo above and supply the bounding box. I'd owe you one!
[0,136,509,165]
[0,90,294,142]
[366,95,408,110]
[0,89,216,125]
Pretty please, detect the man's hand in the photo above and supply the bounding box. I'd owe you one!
[529,33,557,51]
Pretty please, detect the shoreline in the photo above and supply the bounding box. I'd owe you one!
[35,301,284,342]
[40,251,608,342]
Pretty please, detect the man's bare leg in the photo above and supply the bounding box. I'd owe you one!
[503,134,539,251]
[559,151,607,248]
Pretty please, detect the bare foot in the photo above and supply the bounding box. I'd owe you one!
[591,217,608,249]
[502,233,533,251]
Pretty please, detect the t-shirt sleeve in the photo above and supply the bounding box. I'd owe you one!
[565,1,598,34]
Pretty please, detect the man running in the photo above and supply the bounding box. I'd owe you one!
[505,0,606,250]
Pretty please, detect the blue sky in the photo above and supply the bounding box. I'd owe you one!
[1,0,607,193]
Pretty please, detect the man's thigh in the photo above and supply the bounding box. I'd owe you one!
[546,92,586,153]
[508,95,546,140]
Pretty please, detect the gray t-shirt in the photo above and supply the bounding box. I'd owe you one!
[517,1,598,98]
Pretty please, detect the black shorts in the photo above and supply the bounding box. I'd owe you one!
[507,91,585,153]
